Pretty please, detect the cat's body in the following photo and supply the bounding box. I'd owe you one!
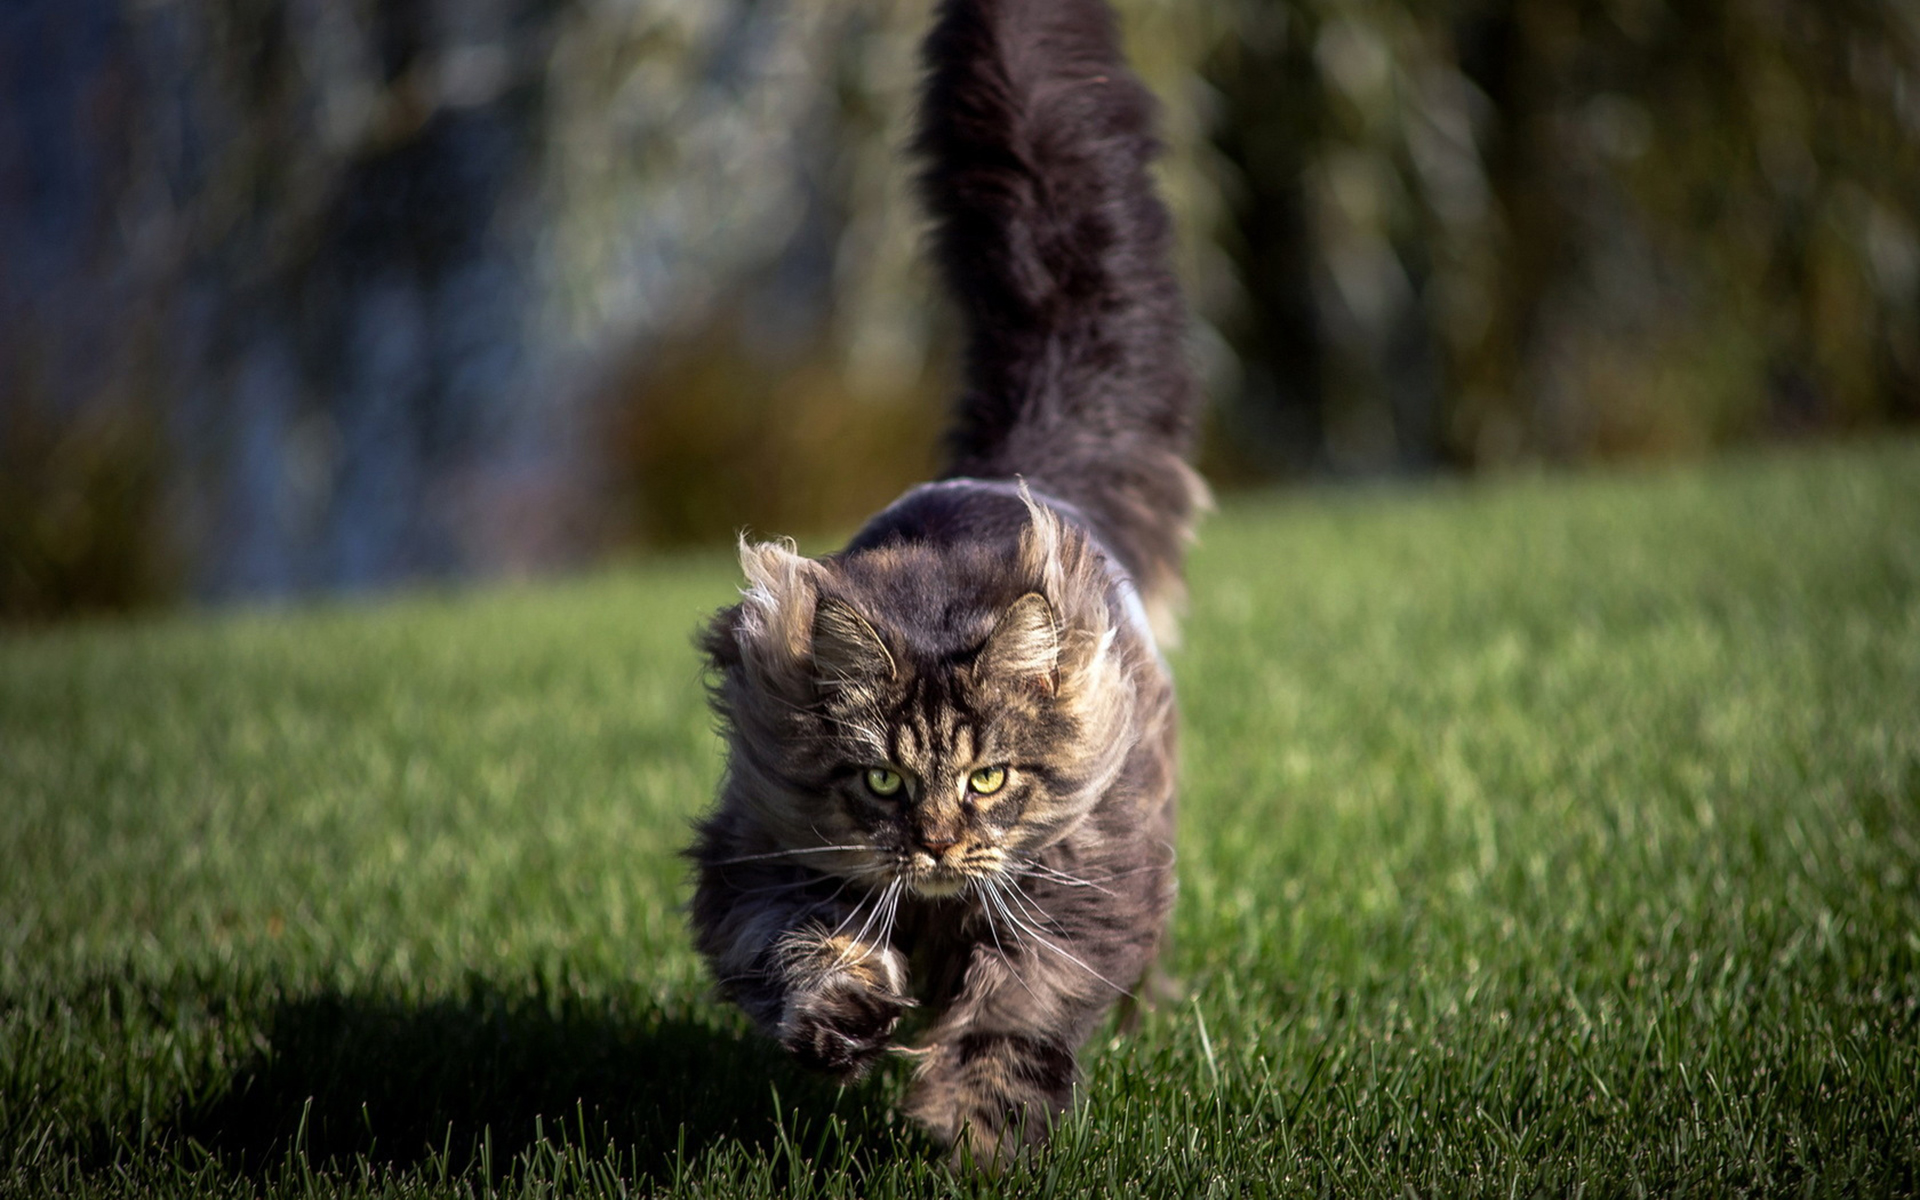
[688,0,1202,1164]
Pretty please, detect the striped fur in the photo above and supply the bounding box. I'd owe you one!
[688,0,1199,1166]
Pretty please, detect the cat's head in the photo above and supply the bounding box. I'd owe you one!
[703,504,1143,896]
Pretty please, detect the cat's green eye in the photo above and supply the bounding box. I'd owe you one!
[865,768,904,797]
[967,766,1008,796]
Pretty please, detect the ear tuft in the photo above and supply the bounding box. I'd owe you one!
[735,536,822,662]
[978,592,1059,694]
[812,597,897,683]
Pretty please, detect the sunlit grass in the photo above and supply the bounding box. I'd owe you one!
[4,441,1917,1197]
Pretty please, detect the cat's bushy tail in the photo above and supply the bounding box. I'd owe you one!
[917,0,1205,626]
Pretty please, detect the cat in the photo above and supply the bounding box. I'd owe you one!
[687,0,1204,1167]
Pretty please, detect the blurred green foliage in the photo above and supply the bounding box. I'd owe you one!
[1195,0,1920,473]
[3,0,1917,618]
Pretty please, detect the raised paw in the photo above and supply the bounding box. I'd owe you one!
[779,974,910,1078]
[775,938,913,1080]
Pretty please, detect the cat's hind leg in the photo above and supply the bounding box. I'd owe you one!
[905,1029,1078,1171]
[902,940,1122,1170]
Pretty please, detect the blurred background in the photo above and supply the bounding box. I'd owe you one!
[4,0,1917,622]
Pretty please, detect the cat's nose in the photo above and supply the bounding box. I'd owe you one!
[918,836,959,857]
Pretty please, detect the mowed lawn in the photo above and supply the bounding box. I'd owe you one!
[3,441,1917,1198]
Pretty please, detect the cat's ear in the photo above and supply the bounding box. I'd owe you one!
[978,592,1059,694]
[812,597,896,683]
[735,536,824,669]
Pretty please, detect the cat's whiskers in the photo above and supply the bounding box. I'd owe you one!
[1018,861,1119,897]
[727,873,853,900]
[834,878,903,968]
[962,846,1005,871]
[874,877,908,968]
[825,878,888,942]
[711,844,872,867]
[968,877,1039,999]
[998,873,1062,934]
[984,876,1136,1000]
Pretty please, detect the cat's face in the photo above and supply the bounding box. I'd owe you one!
[802,590,1077,897]
[709,513,1142,897]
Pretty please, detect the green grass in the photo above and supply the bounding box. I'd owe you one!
[4,440,1918,1197]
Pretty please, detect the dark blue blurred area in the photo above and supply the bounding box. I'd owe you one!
[3,0,567,609]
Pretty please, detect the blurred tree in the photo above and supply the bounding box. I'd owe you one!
[151,0,577,597]
[0,0,180,618]
[2,0,579,618]
[545,0,953,547]
[557,0,1231,545]
[1204,0,1920,474]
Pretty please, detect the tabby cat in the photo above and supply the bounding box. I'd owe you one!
[688,0,1204,1165]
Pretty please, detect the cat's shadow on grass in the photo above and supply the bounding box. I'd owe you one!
[165,980,900,1182]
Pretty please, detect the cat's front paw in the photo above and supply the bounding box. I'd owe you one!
[776,939,911,1080]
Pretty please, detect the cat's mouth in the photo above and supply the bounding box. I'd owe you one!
[906,854,971,897]
[909,868,971,897]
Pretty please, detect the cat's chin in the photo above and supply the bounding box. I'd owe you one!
[910,873,970,899]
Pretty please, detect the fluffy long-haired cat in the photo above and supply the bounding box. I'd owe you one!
[688,0,1203,1165]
